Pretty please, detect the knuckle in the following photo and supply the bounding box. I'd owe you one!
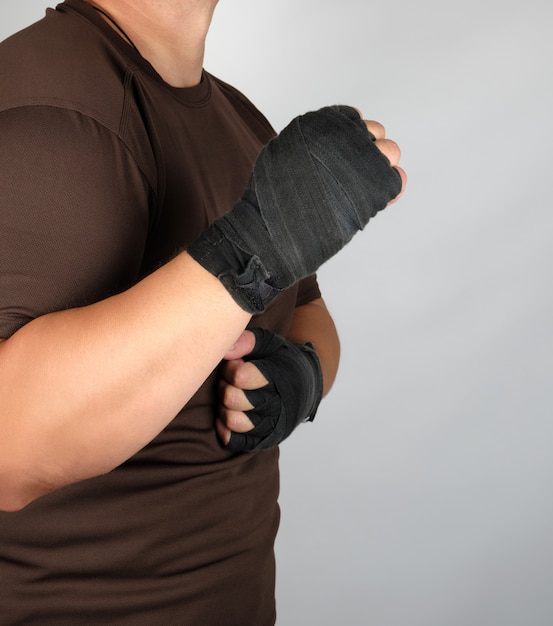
[234,362,259,388]
[376,138,401,164]
[367,120,385,138]
[223,385,239,408]
[226,412,239,429]
[387,140,401,163]
[374,121,386,136]
[233,368,249,388]
[228,411,249,432]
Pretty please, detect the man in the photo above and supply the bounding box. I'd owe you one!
[0,0,405,623]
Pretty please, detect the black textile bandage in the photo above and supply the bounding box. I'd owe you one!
[226,328,323,452]
[188,105,402,313]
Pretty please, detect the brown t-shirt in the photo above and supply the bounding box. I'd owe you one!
[0,1,320,623]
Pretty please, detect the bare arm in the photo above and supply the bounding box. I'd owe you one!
[1,108,405,507]
[0,253,250,511]
[285,297,340,396]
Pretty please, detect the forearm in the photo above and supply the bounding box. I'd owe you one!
[0,253,250,511]
[286,297,340,396]
[0,104,404,509]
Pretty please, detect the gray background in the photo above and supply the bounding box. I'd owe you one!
[2,1,552,624]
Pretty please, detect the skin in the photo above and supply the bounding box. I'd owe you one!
[85,0,221,87]
[0,0,406,511]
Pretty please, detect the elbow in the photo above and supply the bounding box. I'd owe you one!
[0,494,33,513]
[0,484,36,512]
[0,487,55,513]
[0,467,54,513]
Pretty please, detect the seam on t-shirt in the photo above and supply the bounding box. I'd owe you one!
[118,68,165,221]
[0,101,157,198]
[59,2,213,109]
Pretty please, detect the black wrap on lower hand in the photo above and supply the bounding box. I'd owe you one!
[226,328,323,452]
[188,105,402,314]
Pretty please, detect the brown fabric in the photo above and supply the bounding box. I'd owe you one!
[0,1,321,623]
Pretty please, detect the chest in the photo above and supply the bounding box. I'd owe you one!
[140,89,271,271]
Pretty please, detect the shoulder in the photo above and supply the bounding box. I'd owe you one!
[0,7,157,189]
[0,7,127,133]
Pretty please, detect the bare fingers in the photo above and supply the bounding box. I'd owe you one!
[216,358,269,443]
[365,119,386,140]
[363,117,407,202]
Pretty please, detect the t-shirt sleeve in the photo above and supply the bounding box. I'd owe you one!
[0,105,152,338]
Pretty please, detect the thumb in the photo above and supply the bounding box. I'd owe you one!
[223,330,257,361]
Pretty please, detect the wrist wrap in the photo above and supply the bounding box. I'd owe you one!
[226,328,323,452]
[188,105,402,313]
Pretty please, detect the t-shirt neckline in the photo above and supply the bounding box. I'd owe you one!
[57,0,212,106]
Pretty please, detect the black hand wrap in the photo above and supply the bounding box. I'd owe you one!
[226,328,323,452]
[188,105,402,314]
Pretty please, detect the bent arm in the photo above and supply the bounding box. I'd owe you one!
[286,297,341,396]
[0,253,250,511]
[1,104,404,508]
